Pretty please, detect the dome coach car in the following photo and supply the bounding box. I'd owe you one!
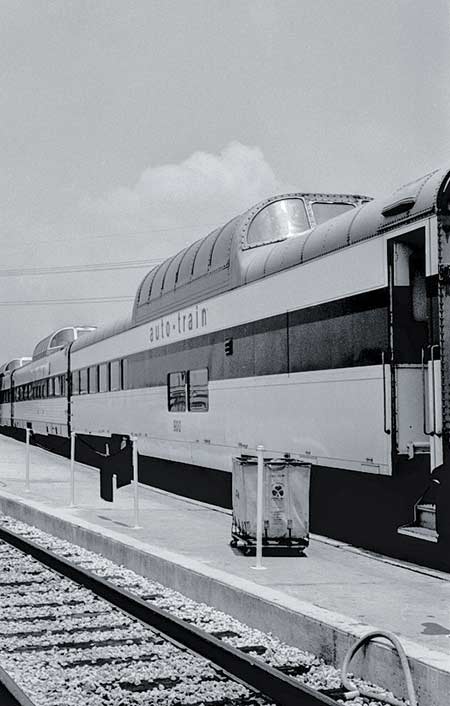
[1,327,96,437]
[2,170,450,569]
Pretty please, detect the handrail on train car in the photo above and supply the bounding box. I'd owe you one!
[430,344,440,437]
[422,344,441,437]
[381,352,391,435]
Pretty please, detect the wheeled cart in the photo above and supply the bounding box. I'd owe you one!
[230,455,311,555]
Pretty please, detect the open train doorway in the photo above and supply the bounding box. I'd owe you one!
[389,227,442,541]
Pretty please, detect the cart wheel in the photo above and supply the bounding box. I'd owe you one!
[229,539,238,548]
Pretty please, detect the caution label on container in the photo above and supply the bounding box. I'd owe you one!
[269,467,287,532]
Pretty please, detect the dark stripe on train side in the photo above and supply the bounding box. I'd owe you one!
[127,287,389,389]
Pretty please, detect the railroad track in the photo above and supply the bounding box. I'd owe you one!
[0,522,340,706]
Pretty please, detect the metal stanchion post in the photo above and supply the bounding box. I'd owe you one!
[132,436,140,529]
[69,431,76,507]
[252,445,266,570]
[25,428,31,493]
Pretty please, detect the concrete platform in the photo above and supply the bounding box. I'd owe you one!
[0,434,449,705]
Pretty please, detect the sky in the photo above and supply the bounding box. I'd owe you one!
[1,0,450,360]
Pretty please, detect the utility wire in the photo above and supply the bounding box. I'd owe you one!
[1,222,218,248]
[0,296,134,306]
[0,258,164,278]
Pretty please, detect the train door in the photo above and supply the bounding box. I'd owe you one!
[388,227,442,470]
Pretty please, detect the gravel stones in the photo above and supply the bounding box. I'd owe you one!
[0,514,410,706]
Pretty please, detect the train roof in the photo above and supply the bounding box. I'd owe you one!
[132,192,370,326]
[0,358,31,375]
[70,164,450,355]
[32,326,97,361]
[71,315,133,352]
[130,164,450,326]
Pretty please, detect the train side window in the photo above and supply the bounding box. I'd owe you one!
[80,368,89,394]
[121,359,127,390]
[99,363,110,393]
[60,375,66,397]
[411,253,427,323]
[110,360,121,391]
[89,366,98,394]
[53,376,60,397]
[72,371,80,395]
[168,371,187,412]
[188,368,209,412]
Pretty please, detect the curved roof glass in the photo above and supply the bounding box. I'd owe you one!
[246,198,310,247]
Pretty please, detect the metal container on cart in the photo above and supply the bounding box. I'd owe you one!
[231,455,311,554]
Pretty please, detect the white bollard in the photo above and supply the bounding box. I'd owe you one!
[25,428,31,493]
[132,436,140,529]
[69,431,76,507]
[252,445,266,570]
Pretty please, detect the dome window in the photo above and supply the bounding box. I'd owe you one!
[246,198,310,247]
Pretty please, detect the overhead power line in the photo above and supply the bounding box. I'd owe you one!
[0,258,164,278]
[1,222,218,248]
[0,296,134,306]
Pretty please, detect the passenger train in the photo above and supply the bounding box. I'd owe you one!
[2,164,450,569]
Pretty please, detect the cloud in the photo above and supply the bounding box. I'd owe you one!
[0,143,283,361]
[79,142,282,244]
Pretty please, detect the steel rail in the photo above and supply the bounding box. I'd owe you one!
[0,524,337,706]
[0,664,35,706]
